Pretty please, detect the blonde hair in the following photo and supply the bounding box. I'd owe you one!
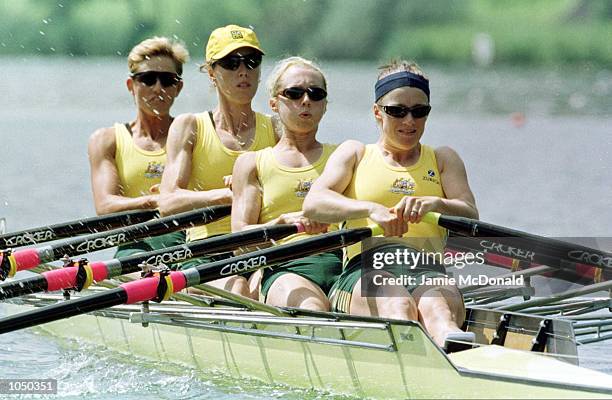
[128,36,190,75]
[377,59,428,81]
[266,56,327,97]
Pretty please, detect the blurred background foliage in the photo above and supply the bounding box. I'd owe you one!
[1,0,611,65]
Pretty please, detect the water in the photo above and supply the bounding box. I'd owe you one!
[0,311,348,400]
[0,58,611,397]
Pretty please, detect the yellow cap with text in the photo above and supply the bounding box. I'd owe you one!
[206,24,264,62]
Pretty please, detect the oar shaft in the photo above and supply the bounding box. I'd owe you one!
[0,205,231,278]
[0,209,158,248]
[0,275,47,299]
[125,227,374,303]
[0,224,300,300]
[424,213,612,271]
[0,226,375,334]
[48,206,229,259]
[0,288,127,334]
[447,235,609,282]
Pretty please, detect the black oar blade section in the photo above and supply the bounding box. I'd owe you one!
[0,288,127,334]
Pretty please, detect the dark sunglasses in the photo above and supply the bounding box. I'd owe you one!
[280,86,328,102]
[379,104,431,119]
[214,53,263,71]
[131,71,182,87]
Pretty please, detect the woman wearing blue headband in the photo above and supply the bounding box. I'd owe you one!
[304,60,478,349]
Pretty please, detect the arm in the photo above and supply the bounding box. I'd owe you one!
[231,152,327,234]
[394,146,479,223]
[303,140,367,223]
[231,152,262,232]
[88,127,158,215]
[303,141,407,236]
[435,146,479,218]
[158,114,232,216]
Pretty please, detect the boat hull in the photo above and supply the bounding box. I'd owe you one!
[5,300,612,399]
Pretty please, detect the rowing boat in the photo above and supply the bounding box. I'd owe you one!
[1,214,612,398]
[5,286,612,399]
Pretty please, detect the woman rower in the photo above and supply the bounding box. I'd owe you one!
[88,37,188,257]
[231,57,341,310]
[304,60,478,347]
[160,25,278,297]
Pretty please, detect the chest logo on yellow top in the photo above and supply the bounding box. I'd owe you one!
[422,169,440,184]
[295,179,313,198]
[390,177,416,195]
[144,161,164,179]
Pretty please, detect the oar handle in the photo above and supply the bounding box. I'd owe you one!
[421,212,441,226]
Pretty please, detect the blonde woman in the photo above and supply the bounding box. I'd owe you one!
[88,36,188,257]
[231,57,341,310]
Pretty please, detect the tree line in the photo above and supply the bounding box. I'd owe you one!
[1,0,611,65]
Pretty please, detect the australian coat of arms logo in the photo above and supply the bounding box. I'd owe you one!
[144,161,164,179]
[294,179,313,198]
[390,177,416,195]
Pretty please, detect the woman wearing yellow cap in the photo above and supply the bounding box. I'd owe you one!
[231,57,341,311]
[303,60,478,349]
[160,25,277,298]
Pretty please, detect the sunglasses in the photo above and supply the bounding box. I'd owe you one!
[280,86,328,102]
[379,104,431,119]
[131,71,182,87]
[214,53,263,71]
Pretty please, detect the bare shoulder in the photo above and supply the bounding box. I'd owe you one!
[88,126,116,155]
[434,146,465,171]
[170,113,198,137]
[166,113,199,153]
[89,126,115,144]
[234,151,258,174]
[334,139,366,161]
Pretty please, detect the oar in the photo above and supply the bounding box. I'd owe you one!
[0,223,301,300]
[0,205,230,280]
[0,209,159,249]
[423,213,612,272]
[447,235,608,283]
[0,226,380,334]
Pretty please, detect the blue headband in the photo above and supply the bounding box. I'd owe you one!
[374,71,430,102]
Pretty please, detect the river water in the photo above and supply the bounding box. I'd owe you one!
[0,58,611,398]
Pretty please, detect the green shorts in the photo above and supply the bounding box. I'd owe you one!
[260,250,343,300]
[330,244,448,313]
[114,231,186,259]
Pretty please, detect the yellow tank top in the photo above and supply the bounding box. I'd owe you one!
[114,123,166,198]
[256,144,337,244]
[188,112,276,241]
[344,144,447,261]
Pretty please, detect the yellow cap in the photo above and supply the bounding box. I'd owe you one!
[205,24,264,62]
